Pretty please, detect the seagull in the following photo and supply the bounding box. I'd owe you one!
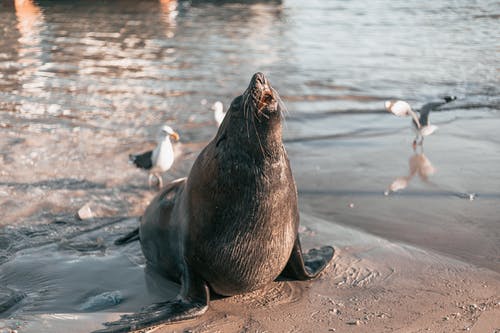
[129,125,179,188]
[212,101,226,126]
[385,96,457,145]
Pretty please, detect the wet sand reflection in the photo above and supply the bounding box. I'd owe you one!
[383,97,476,198]
[385,144,436,195]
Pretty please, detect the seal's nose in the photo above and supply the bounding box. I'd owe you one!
[251,72,268,89]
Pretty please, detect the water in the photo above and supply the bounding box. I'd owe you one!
[0,0,499,325]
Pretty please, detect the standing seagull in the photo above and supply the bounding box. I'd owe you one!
[212,101,226,126]
[385,96,456,145]
[129,125,180,188]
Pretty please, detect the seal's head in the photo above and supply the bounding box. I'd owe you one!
[243,72,281,119]
[226,73,283,122]
[217,73,285,155]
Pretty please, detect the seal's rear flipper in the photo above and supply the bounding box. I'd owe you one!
[92,283,209,333]
[281,237,334,280]
[114,228,139,245]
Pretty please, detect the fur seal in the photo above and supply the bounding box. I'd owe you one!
[98,73,334,332]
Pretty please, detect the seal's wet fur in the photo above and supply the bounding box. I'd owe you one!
[185,73,297,296]
[96,73,334,333]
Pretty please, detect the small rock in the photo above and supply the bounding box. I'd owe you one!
[79,291,122,311]
[348,202,355,208]
[329,308,340,315]
[347,320,360,326]
[77,203,93,220]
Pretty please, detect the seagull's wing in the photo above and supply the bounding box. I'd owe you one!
[418,102,442,126]
[419,96,457,125]
[129,150,153,170]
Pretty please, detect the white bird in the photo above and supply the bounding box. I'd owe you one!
[385,96,456,146]
[212,101,226,126]
[385,100,435,145]
[129,125,180,188]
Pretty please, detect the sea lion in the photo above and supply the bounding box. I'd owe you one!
[97,73,334,332]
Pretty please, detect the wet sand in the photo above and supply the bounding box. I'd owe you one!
[291,107,500,273]
[1,214,498,333]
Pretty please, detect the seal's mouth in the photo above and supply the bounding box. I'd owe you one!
[244,72,279,118]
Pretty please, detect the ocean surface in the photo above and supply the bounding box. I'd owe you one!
[0,0,499,326]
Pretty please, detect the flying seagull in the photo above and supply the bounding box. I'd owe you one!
[129,125,179,188]
[212,101,226,126]
[385,96,456,145]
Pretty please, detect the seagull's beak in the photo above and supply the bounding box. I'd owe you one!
[170,132,180,141]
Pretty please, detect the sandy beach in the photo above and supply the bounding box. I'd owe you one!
[1,0,499,332]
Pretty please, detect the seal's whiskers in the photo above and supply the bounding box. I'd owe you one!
[257,111,270,121]
[243,91,254,140]
[251,110,267,158]
[271,87,287,116]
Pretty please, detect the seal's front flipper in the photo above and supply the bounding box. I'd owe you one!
[92,283,209,333]
[93,268,209,333]
[281,237,334,280]
[114,227,139,245]
[93,299,208,333]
